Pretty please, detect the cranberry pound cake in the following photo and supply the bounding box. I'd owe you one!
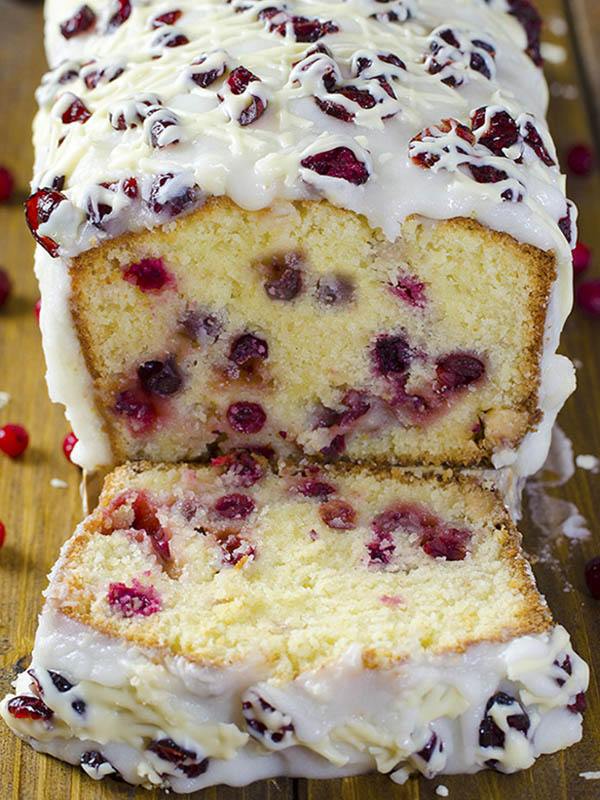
[1,462,588,790]
[30,0,576,473]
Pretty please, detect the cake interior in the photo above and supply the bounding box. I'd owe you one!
[70,199,554,467]
[54,462,551,681]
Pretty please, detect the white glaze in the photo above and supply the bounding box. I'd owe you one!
[0,607,588,790]
[31,0,575,472]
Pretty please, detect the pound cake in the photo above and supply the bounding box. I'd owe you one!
[1,462,588,790]
[29,0,575,473]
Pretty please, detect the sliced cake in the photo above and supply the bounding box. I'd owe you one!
[1,462,588,790]
[30,0,574,473]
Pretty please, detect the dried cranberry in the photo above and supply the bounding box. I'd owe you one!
[315,274,354,306]
[60,5,96,38]
[554,654,572,686]
[0,166,14,203]
[417,732,441,762]
[268,14,339,42]
[151,9,182,27]
[479,692,530,749]
[123,257,172,293]
[263,252,303,301]
[147,172,199,217]
[558,202,575,244]
[468,163,509,184]
[568,692,587,713]
[24,188,67,257]
[214,493,256,519]
[229,333,269,366]
[506,0,542,65]
[319,499,356,530]
[567,144,594,176]
[389,272,426,307]
[421,526,470,560]
[227,402,267,434]
[0,424,29,458]
[471,108,519,155]
[585,556,600,598]
[373,334,412,376]
[7,695,53,721]
[576,279,600,317]
[0,268,11,308]
[61,95,91,124]
[107,0,131,31]
[148,110,179,148]
[152,29,189,50]
[190,55,226,88]
[410,119,475,168]
[138,357,182,396]
[436,353,485,391]
[114,390,156,433]
[521,120,555,166]
[301,146,369,185]
[572,242,591,276]
[107,579,161,617]
[80,750,121,780]
[297,479,336,499]
[316,86,376,122]
[149,738,196,763]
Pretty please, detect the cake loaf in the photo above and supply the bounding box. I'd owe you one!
[1,462,588,790]
[29,0,575,473]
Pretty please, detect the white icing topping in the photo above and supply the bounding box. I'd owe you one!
[0,607,589,790]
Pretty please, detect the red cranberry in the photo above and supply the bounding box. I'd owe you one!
[269,14,338,42]
[61,95,92,124]
[227,66,259,95]
[0,166,14,203]
[138,357,182,396]
[373,334,412,376]
[416,732,441,763]
[567,143,594,176]
[264,252,303,301]
[107,579,161,617]
[147,110,180,148]
[320,433,346,459]
[366,530,395,565]
[151,9,183,27]
[301,146,369,185]
[242,691,295,745]
[123,257,172,292]
[506,0,542,65]
[297,479,336,499]
[315,274,354,306]
[410,119,475,169]
[214,493,256,519]
[421,526,470,561]
[576,279,600,317]
[468,164,509,184]
[62,431,78,462]
[568,692,587,714]
[229,333,269,366]
[180,307,222,343]
[80,751,121,780]
[585,556,600,598]
[471,108,519,156]
[559,202,575,243]
[0,424,29,458]
[114,390,157,433]
[319,499,356,530]
[316,86,376,123]
[0,268,11,308]
[479,692,530,749]
[25,188,67,257]
[148,738,201,769]
[572,242,591,276]
[60,5,96,38]
[227,402,267,434]
[7,695,53,721]
[34,299,41,321]
[436,353,485,391]
[190,55,226,88]
[218,532,256,566]
[152,29,189,50]
[107,0,131,31]
[389,272,426,307]
[212,450,264,487]
[147,172,199,217]
[522,121,555,166]
[0,520,5,549]
[130,491,171,562]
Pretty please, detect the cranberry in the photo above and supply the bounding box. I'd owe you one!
[60,5,96,38]
[107,579,161,617]
[129,491,171,561]
[0,424,29,458]
[147,110,180,148]
[221,67,267,125]
[152,29,189,50]
[151,9,183,27]
[471,108,519,155]
[7,695,53,721]
[0,520,5,549]
[316,86,376,123]
[339,389,371,424]
[585,556,600,598]
[83,64,125,90]
[0,268,11,308]
[121,177,139,198]
[567,143,594,176]
[242,691,295,746]
[410,119,475,169]
[389,272,426,307]
[373,334,412,376]
[138,357,182,396]
[506,0,542,65]
[522,121,555,166]
[218,532,256,565]
[315,274,354,306]
[320,433,346,459]
[568,692,587,713]
[48,670,73,692]
[24,188,67,257]
[417,732,441,762]
[190,55,226,88]
[297,479,336,499]
[572,242,591,276]
[227,402,267,434]
[34,299,41,321]
[268,14,338,42]
[149,738,195,763]
[80,750,121,780]
[576,279,600,317]
[372,505,433,537]
[554,654,572,686]
[114,390,156,433]
[61,95,92,124]
[123,257,172,293]
[421,526,470,561]
[301,146,369,185]
[214,493,256,519]
[366,530,395,565]
[0,166,14,202]
[229,333,269,366]
[264,252,303,301]
[212,450,264,487]
[436,353,485,391]
[319,499,356,530]
[107,0,131,31]
[468,164,509,184]
[479,692,530,749]
[559,202,575,244]
[147,172,199,217]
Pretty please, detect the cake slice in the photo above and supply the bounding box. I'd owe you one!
[1,462,588,791]
[30,0,575,474]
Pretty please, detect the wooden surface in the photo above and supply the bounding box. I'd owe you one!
[0,1,599,798]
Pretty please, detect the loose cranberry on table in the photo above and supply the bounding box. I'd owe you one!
[576,279,600,317]
[34,299,41,322]
[63,431,78,462]
[0,424,29,458]
[0,520,5,549]
[0,268,11,308]
[0,167,14,203]
[572,242,591,277]
[566,144,594,176]
[585,556,600,599]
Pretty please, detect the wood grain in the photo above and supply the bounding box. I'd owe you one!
[0,0,599,797]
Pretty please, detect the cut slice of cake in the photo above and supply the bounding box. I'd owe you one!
[1,462,588,791]
[30,0,575,474]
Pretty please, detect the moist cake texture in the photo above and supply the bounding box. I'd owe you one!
[30,0,576,473]
[0,463,588,790]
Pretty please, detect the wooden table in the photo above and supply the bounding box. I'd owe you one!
[0,1,599,798]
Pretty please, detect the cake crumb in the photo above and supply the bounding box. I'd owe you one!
[580,771,600,780]
[436,785,449,797]
[0,391,10,409]
[50,478,68,489]
[576,454,600,474]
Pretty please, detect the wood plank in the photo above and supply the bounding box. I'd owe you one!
[0,0,599,798]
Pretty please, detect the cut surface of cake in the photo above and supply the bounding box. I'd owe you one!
[30,0,575,474]
[1,462,588,790]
